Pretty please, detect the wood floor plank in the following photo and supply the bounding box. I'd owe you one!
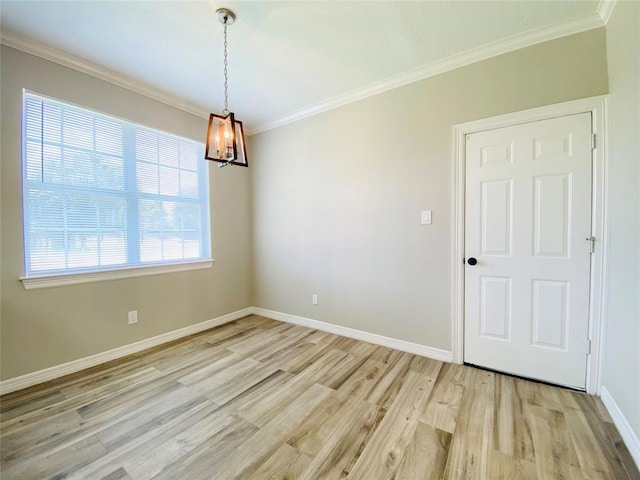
[95,386,207,449]
[1,315,637,480]
[335,358,389,404]
[570,391,635,479]
[569,464,617,480]
[364,349,412,408]
[369,345,395,363]
[101,467,134,480]
[278,341,335,374]
[394,421,451,479]
[442,368,495,480]
[0,357,143,416]
[346,339,379,358]
[77,378,183,421]
[286,393,349,456]
[0,357,144,430]
[493,374,535,462]
[196,316,271,345]
[1,367,163,435]
[1,409,85,463]
[250,326,314,361]
[297,399,384,480]
[0,389,67,422]
[121,408,238,480]
[215,321,292,355]
[59,362,160,399]
[259,340,319,371]
[526,403,581,479]
[327,336,360,353]
[65,400,218,479]
[150,416,259,480]
[516,376,565,411]
[563,403,616,475]
[316,352,369,390]
[209,383,334,480]
[135,336,207,368]
[212,370,294,419]
[347,367,441,480]
[421,362,466,433]
[174,350,239,385]
[143,341,228,374]
[305,329,331,344]
[226,323,295,357]
[3,383,208,472]
[603,421,640,480]
[243,443,311,480]
[488,450,538,480]
[184,357,278,405]
[238,348,348,427]
[2,435,107,480]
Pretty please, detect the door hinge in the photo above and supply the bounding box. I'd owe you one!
[591,133,596,150]
[587,339,592,355]
[586,236,595,254]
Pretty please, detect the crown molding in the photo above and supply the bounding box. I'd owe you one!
[1,11,605,138]
[248,12,605,135]
[0,29,210,120]
[597,0,618,24]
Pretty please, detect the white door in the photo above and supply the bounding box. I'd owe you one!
[464,113,592,389]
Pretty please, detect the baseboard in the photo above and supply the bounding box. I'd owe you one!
[250,307,453,363]
[601,386,640,470]
[1,306,454,395]
[0,307,252,396]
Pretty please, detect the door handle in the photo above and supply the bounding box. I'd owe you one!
[466,257,478,266]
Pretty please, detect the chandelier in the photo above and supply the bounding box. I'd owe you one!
[205,8,248,167]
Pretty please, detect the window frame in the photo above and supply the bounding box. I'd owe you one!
[20,91,213,289]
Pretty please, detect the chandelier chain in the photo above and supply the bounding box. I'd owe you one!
[223,23,230,116]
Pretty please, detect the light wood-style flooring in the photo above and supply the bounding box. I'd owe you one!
[1,315,638,479]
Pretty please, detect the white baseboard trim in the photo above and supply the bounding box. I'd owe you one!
[601,386,640,470]
[250,307,453,363]
[0,307,252,396]
[0,306,454,396]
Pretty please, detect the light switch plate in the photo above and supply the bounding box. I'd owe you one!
[421,210,432,225]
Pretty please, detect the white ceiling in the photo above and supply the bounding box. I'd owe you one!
[1,1,606,133]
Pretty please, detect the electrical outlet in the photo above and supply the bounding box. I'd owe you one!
[312,294,318,305]
[128,310,138,325]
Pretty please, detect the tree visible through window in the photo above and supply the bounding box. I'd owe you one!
[22,92,211,276]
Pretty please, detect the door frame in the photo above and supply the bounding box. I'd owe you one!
[451,96,609,395]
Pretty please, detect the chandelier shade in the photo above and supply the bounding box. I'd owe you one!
[204,7,248,168]
[205,112,248,167]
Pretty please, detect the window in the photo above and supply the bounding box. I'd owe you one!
[22,92,211,283]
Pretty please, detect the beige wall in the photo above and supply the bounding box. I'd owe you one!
[0,46,253,380]
[250,28,609,351]
[602,1,640,441]
[0,26,620,389]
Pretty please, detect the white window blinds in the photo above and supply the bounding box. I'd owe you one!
[22,92,211,277]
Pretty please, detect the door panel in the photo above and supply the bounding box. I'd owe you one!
[481,180,512,255]
[533,174,570,257]
[480,276,511,340]
[531,280,568,349]
[464,113,592,389]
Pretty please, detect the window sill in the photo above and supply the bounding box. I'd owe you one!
[20,260,214,290]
